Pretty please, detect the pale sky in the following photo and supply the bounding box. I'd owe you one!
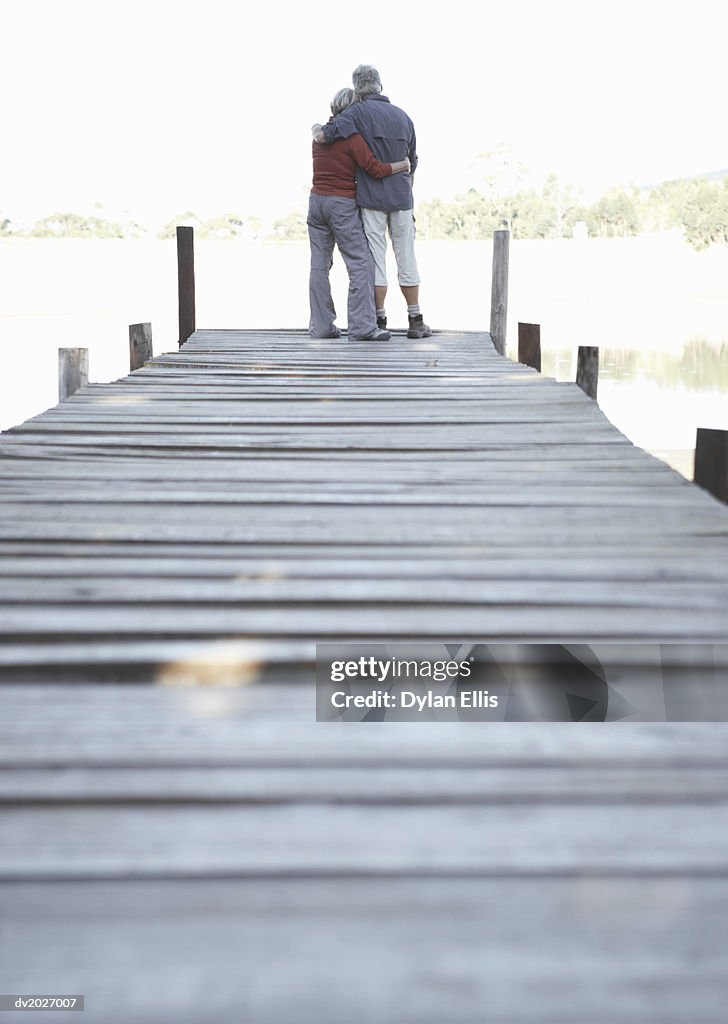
[2,0,726,227]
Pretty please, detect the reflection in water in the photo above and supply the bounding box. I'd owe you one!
[542,339,728,480]
[543,338,728,391]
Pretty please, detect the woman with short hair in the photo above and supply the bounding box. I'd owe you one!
[307,87,409,341]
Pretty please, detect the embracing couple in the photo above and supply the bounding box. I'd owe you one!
[309,64,431,342]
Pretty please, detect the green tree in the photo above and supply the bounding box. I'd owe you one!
[586,187,640,238]
[642,175,728,249]
[198,213,245,240]
[157,212,202,240]
[244,215,263,240]
[270,210,307,240]
[31,212,125,238]
[121,218,148,239]
[418,191,499,240]
[508,188,550,239]
[682,178,728,250]
[642,178,693,231]
[541,174,584,238]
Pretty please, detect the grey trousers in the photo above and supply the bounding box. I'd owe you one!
[307,194,377,340]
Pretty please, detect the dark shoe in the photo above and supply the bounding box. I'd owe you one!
[355,328,391,341]
[377,314,387,330]
[407,314,432,339]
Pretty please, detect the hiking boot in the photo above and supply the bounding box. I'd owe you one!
[407,314,432,339]
[377,314,387,330]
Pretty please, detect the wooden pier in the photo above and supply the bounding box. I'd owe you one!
[1,327,728,1022]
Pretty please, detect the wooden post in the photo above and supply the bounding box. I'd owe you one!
[576,346,599,400]
[129,322,153,371]
[518,322,541,371]
[58,348,89,402]
[177,225,196,347]
[489,229,509,356]
[694,428,728,504]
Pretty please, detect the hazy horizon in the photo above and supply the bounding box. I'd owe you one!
[3,162,727,236]
[3,0,726,227]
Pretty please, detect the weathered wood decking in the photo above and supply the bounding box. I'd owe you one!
[1,328,728,1022]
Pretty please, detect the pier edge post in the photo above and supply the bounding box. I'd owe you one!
[576,346,599,400]
[58,348,89,402]
[518,322,541,371]
[694,428,728,504]
[129,322,153,371]
[177,225,196,347]
[490,229,510,356]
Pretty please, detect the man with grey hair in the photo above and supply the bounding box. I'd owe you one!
[312,65,432,339]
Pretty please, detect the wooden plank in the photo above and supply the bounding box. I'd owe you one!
[2,499,725,526]
[0,603,726,639]
[0,639,313,674]
[66,382,571,396]
[0,442,667,463]
[23,408,609,426]
[131,365,533,377]
[0,455,678,477]
[4,425,628,446]
[2,686,728,763]
[3,802,728,878]
[65,383,585,397]
[2,878,726,1023]
[1,503,725,537]
[56,394,591,408]
[0,526,725,563]
[0,486,711,510]
[0,523,726,553]
[3,577,728,610]
[3,555,727,582]
[2,641,728,708]
[2,540,722,560]
[4,764,728,802]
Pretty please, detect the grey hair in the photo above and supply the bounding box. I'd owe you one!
[352,64,382,98]
[331,87,355,116]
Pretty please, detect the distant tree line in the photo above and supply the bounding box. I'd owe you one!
[156,212,264,240]
[2,169,726,249]
[415,174,728,249]
[0,210,264,241]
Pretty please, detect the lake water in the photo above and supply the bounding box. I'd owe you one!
[1,235,726,478]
